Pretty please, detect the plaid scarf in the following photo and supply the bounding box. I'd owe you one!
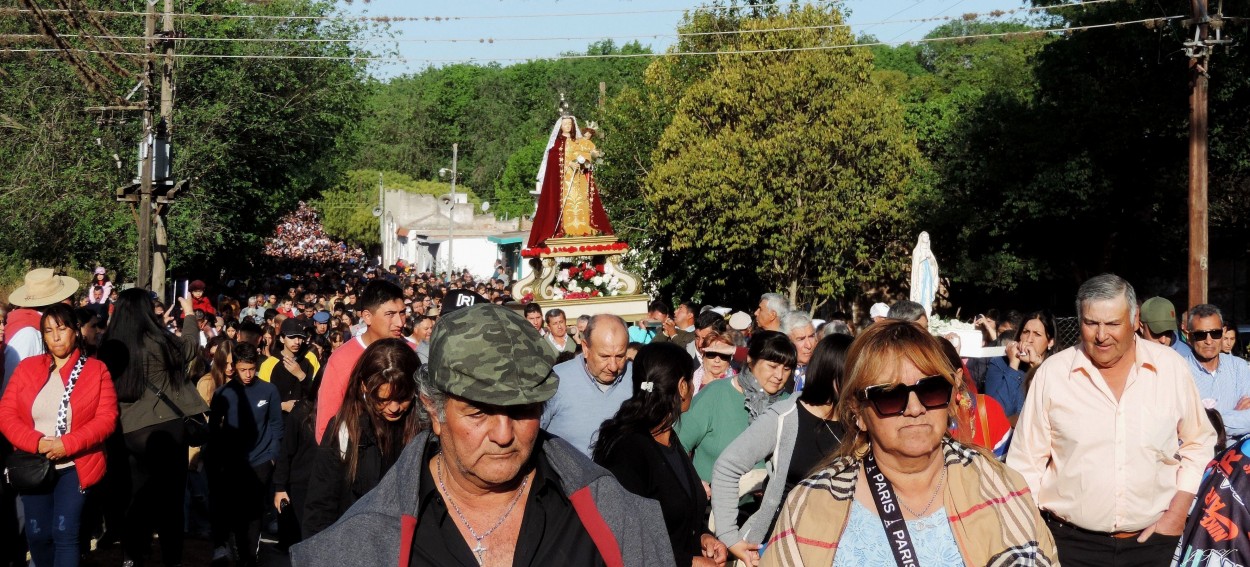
[762,438,1057,567]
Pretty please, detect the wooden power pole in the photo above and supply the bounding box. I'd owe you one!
[151,0,175,298]
[117,0,178,294]
[136,0,156,291]
[1185,0,1231,309]
[1187,0,1210,309]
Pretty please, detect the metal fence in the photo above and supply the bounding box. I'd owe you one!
[1054,316,1080,352]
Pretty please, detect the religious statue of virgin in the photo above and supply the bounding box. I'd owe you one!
[526,100,614,249]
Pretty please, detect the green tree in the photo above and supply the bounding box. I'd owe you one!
[645,5,922,311]
[355,41,652,211]
[0,0,372,282]
[314,169,480,248]
[493,137,547,221]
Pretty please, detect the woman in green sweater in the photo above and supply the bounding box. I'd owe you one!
[677,331,795,497]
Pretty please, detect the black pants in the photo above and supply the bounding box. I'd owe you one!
[1047,518,1181,567]
[277,480,308,551]
[223,461,273,566]
[0,439,27,567]
[122,419,188,566]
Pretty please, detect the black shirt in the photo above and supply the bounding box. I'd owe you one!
[410,438,606,567]
[269,354,315,405]
[786,403,844,491]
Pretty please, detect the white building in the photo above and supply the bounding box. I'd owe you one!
[380,189,529,281]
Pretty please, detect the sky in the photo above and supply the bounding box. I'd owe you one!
[339,0,1025,77]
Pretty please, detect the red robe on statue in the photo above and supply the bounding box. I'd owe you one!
[526,132,614,249]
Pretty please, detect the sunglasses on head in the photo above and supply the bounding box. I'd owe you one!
[860,376,953,417]
[703,351,732,361]
[1191,329,1224,341]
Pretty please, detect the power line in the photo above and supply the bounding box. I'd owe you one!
[889,0,970,43]
[0,16,1184,64]
[0,0,832,22]
[0,0,1134,47]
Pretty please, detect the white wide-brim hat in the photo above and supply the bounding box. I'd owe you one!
[8,268,80,308]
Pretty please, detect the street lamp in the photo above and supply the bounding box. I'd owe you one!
[438,142,459,278]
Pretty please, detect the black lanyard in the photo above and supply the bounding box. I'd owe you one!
[863,450,920,567]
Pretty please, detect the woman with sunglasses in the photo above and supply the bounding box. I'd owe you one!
[762,320,1056,567]
[711,333,852,567]
[677,331,795,498]
[693,330,739,394]
[303,338,422,537]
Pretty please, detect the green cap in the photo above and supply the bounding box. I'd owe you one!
[1140,297,1178,334]
[426,304,558,406]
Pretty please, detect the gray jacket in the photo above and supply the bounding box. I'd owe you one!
[710,397,801,547]
[291,430,676,567]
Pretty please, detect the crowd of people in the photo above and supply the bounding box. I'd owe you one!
[0,260,1247,566]
[262,202,367,268]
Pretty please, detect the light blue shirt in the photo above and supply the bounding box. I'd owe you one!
[1184,352,1250,438]
[830,501,962,567]
[540,354,633,457]
[627,325,657,345]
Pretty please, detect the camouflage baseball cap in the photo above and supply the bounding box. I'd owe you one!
[426,304,558,406]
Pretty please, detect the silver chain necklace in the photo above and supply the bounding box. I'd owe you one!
[436,453,530,565]
[899,465,946,519]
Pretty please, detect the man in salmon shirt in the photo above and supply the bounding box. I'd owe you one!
[314,280,410,443]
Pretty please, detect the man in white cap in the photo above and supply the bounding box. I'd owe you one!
[4,268,79,387]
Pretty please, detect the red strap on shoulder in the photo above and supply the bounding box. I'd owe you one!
[398,514,418,567]
[569,487,624,567]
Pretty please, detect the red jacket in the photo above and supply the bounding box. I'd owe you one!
[0,351,117,489]
[190,295,216,316]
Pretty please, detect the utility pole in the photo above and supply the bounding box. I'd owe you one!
[136,0,157,291]
[1185,0,1231,309]
[151,0,175,297]
[449,143,458,276]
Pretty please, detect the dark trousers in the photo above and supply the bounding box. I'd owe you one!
[224,461,273,566]
[21,467,87,567]
[277,481,307,551]
[1048,518,1181,567]
[122,419,188,566]
[0,439,28,567]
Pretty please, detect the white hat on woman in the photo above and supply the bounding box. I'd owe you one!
[8,268,80,308]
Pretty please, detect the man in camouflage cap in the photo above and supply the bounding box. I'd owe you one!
[292,305,676,567]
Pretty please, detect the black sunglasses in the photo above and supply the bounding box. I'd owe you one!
[860,376,953,417]
[703,351,733,361]
[1191,329,1224,341]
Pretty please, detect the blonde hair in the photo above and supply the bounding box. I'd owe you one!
[829,320,961,461]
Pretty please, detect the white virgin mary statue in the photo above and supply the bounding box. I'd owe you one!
[910,232,939,316]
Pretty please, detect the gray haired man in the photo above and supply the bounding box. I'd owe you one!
[292,304,674,567]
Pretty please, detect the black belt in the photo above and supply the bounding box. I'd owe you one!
[1041,510,1141,539]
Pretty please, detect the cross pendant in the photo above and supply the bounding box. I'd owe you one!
[473,541,487,559]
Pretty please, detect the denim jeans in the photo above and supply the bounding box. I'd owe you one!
[21,466,87,567]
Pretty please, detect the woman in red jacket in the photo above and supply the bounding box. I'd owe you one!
[0,303,117,567]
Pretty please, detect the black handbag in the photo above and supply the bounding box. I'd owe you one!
[4,356,86,493]
[4,449,54,493]
[144,379,209,448]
